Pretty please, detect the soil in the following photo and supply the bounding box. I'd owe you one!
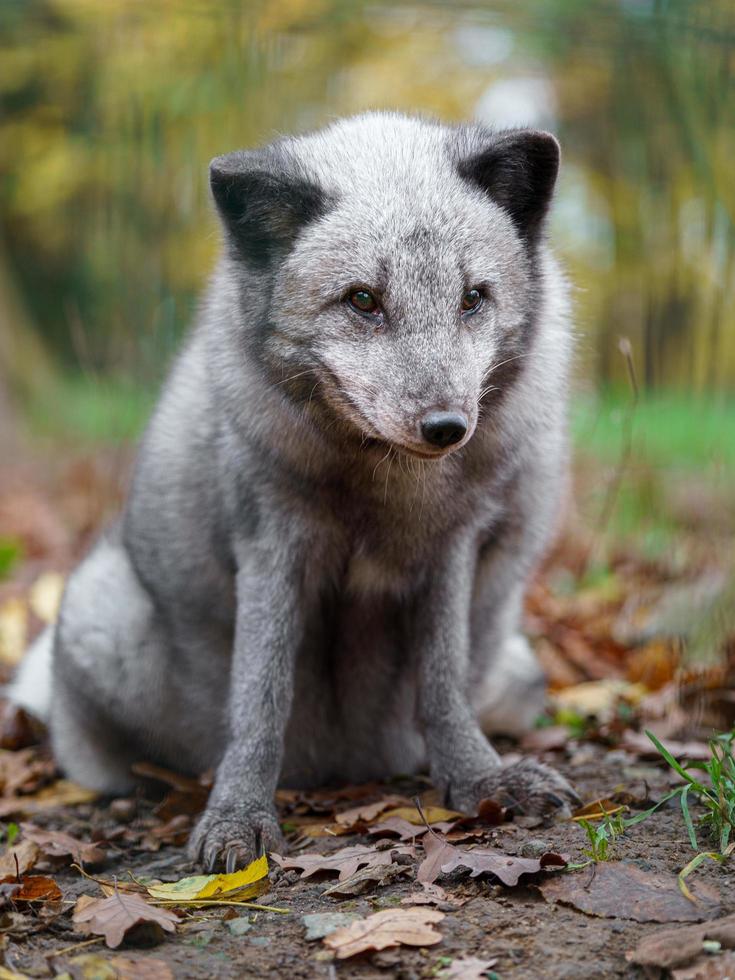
[7,742,734,980]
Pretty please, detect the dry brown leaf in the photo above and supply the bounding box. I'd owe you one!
[21,823,105,865]
[0,779,97,817]
[368,817,432,840]
[73,891,178,948]
[381,805,462,826]
[417,833,565,886]
[417,834,459,884]
[621,730,712,761]
[274,843,415,882]
[0,840,40,877]
[542,862,720,922]
[0,748,55,797]
[333,795,410,829]
[323,861,411,897]
[323,907,444,958]
[440,957,499,979]
[627,911,735,969]
[65,952,175,980]
[439,844,566,885]
[0,702,44,751]
[0,873,61,903]
[401,882,467,910]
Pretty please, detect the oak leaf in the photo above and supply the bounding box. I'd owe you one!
[440,957,499,979]
[21,823,105,865]
[0,873,61,902]
[73,891,178,948]
[323,907,444,958]
[274,843,415,882]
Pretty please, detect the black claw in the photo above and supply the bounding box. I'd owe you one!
[546,793,565,808]
[255,829,264,858]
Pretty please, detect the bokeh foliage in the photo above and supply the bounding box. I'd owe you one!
[1,0,734,394]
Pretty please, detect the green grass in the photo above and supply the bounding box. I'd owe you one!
[572,389,735,474]
[22,373,157,445]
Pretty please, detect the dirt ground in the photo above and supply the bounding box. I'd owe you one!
[0,739,730,980]
[1,449,734,979]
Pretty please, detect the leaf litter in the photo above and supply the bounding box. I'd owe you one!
[0,450,734,974]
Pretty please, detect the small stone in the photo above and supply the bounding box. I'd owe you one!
[226,916,253,937]
[249,936,270,947]
[520,838,551,858]
[302,912,360,941]
[109,798,137,823]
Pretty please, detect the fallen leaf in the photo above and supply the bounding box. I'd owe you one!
[621,731,712,761]
[627,911,735,969]
[439,845,566,885]
[302,911,360,940]
[28,572,65,624]
[21,823,105,865]
[146,853,267,901]
[552,679,646,721]
[368,817,432,840]
[417,834,460,884]
[417,833,565,886]
[0,598,27,667]
[323,861,411,896]
[323,907,444,959]
[541,862,720,922]
[520,726,570,753]
[571,799,626,822]
[333,795,410,829]
[401,882,467,910]
[73,891,178,948]
[0,778,97,818]
[0,874,61,902]
[0,840,40,877]
[440,957,499,979]
[274,843,415,882]
[0,702,44,750]
[0,967,30,980]
[66,952,174,979]
[381,805,462,826]
[0,747,55,796]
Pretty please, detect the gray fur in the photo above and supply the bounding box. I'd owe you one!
[14,112,579,870]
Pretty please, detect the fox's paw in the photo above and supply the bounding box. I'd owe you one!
[188,802,283,873]
[450,759,581,821]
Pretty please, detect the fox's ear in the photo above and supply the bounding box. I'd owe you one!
[458,130,560,239]
[209,150,328,267]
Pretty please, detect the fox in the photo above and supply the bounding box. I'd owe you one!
[10,112,580,871]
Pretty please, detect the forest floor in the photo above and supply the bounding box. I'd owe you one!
[0,402,734,980]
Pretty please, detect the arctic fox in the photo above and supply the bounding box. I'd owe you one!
[11,113,579,870]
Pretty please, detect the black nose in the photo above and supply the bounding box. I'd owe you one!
[420,410,468,449]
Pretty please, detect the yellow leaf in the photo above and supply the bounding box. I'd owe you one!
[28,572,65,624]
[0,598,28,666]
[147,853,268,901]
[380,806,462,826]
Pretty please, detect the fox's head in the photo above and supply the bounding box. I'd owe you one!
[210,113,560,459]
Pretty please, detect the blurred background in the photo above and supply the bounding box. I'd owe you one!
[0,0,733,721]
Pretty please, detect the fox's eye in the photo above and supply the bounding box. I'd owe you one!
[347,289,379,315]
[461,288,483,314]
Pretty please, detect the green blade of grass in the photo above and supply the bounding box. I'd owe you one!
[680,785,698,850]
[645,731,703,788]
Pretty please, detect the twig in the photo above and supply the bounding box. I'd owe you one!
[44,936,105,958]
[580,336,640,577]
[150,898,288,912]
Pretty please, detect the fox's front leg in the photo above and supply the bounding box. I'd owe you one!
[417,539,580,819]
[189,538,307,872]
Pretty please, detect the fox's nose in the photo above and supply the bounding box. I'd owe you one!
[420,410,468,449]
